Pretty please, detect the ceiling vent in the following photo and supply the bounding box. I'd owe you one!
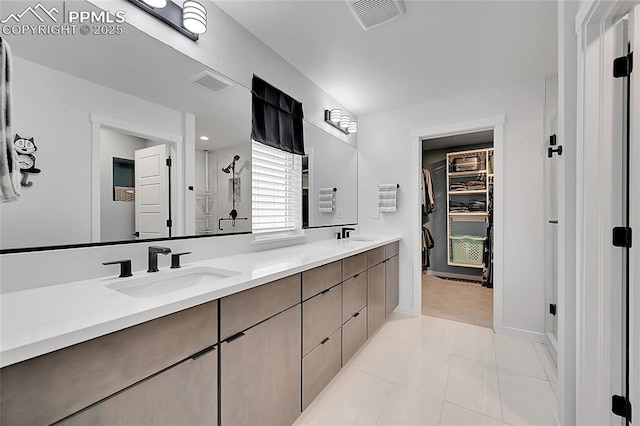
[191,70,233,92]
[347,0,406,30]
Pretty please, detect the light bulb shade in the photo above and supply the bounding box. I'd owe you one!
[183,0,207,34]
[339,114,350,128]
[329,109,342,123]
[141,0,167,7]
[348,121,358,134]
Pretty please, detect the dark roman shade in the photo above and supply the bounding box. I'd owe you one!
[251,75,304,155]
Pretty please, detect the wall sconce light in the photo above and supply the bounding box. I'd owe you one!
[324,109,358,134]
[127,0,207,41]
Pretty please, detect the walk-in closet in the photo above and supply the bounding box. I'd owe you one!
[421,131,494,328]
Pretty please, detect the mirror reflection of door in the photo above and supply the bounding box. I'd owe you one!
[100,128,172,242]
[135,144,171,240]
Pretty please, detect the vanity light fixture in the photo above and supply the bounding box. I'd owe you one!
[199,136,210,141]
[126,0,207,41]
[324,109,358,135]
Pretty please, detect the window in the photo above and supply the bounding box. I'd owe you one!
[252,141,302,237]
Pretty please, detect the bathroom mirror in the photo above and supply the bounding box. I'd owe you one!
[303,124,358,228]
[0,1,252,251]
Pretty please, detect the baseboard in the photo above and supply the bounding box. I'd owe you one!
[425,270,483,282]
[393,305,416,316]
[495,325,548,343]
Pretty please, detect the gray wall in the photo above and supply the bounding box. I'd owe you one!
[422,142,492,279]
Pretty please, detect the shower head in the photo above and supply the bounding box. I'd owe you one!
[221,155,240,174]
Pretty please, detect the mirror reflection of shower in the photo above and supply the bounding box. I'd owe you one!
[219,153,248,230]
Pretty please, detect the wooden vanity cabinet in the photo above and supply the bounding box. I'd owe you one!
[0,301,218,426]
[367,261,386,336]
[220,274,302,426]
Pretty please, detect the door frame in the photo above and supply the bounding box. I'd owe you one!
[411,115,505,333]
[574,1,637,425]
[90,113,184,242]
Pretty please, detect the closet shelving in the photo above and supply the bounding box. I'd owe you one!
[446,148,494,268]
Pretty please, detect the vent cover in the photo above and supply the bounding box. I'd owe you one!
[191,70,233,92]
[347,0,406,30]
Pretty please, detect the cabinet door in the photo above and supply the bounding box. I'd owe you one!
[385,255,399,317]
[342,307,367,365]
[342,273,366,324]
[221,304,301,426]
[302,328,341,410]
[60,349,217,425]
[302,284,342,355]
[367,262,386,336]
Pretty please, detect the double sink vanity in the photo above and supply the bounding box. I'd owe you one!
[0,236,400,425]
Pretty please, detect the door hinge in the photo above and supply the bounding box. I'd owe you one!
[612,395,632,422]
[166,219,172,228]
[613,52,633,78]
[550,134,557,146]
[613,227,632,248]
[166,158,172,167]
[549,304,557,316]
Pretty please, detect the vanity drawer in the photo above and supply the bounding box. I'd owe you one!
[342,307,367,366]
[302,261,342,300]
[0,301,218,426]
[302,284,342,356]
[367,247,385,268]
[385,241,399,259]
[220,273,301,340]
[343,252,367,280]
[302,328,341,410]
[342,272,366,324]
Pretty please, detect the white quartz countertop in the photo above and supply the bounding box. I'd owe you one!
[0,235,400,368]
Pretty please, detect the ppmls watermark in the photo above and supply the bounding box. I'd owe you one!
[1,2,126,36]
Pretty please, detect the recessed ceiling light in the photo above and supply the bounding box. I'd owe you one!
[200,136,210,141]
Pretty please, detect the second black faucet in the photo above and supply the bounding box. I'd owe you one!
[148,246,171,273]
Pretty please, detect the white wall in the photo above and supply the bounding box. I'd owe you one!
[100,129,148,242]
[0,57,184,250]
[357,78,547,339]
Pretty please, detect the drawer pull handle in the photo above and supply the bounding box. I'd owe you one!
[321,337,330,345]
[321,289,331,295]
[353,312,360,318]
[353,273,360,278]
[225,332,246,344]
[190,345,216,360]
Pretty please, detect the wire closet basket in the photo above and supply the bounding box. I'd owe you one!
[450,235,486,265]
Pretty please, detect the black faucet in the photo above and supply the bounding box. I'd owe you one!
[341,227,356,239]
[148,246,171,272]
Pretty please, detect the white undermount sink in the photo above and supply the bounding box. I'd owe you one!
[107,266,239,298]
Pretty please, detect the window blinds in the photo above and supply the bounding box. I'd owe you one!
[252,141,302,235]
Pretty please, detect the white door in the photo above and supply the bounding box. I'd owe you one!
[629,5,638,423]
[544,75,559,347]
[135,144,170,239]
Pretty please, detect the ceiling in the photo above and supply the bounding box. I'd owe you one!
[214,0,558,117]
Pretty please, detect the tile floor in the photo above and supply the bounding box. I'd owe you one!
[295,313,557,426]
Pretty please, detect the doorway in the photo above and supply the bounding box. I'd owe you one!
[421,131,494,328]
[90,113,183,243]
[412,115,505,331]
